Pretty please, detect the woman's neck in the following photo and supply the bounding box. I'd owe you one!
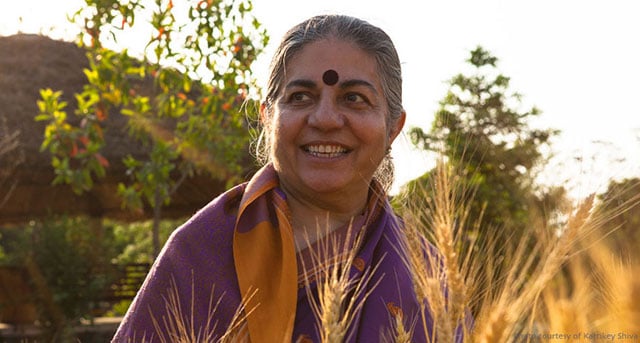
[281,185,369,252]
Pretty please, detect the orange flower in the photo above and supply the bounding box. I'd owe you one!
[96,105,107,121]
[95,153,110,167]
[78,135,90,146]
[70,142,78,157]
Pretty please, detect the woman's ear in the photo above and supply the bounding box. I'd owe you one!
[259,102,268,125]
[388,111,406,144]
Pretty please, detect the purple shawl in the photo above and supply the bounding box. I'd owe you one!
[112,164,433,342]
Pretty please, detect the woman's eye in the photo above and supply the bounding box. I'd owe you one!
[345,93,366,104]
[290,92,310,102]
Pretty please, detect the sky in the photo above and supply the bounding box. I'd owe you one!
[2,0,639,199]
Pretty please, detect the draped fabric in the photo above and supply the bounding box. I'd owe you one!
[232,165,298,341]
[112,164,432,342]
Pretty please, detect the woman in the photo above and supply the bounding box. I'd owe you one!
[113,14,432,342]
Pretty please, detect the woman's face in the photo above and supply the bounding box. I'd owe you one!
[264,37,404,203]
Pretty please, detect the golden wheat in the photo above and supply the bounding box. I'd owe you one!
[300,219,381,343]
[144,272,253,343]
[133,160,640,343]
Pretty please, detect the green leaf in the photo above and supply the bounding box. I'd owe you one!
[35,114,51,122]
[121,108,136,116]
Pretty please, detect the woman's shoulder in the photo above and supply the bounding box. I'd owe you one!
[195,182,247,218]
[169,183,248,242]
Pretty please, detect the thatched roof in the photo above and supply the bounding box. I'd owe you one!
[0,34,240,224]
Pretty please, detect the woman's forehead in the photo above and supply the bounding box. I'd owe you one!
[283,38,381,87]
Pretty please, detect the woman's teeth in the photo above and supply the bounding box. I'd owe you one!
[305,145,347,158]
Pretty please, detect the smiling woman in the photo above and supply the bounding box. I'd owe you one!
[265,37,403,235]
[113,15,444,342]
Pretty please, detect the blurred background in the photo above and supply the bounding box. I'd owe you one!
[1,1,638,341]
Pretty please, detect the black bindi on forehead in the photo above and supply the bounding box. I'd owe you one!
[322,69,339,86]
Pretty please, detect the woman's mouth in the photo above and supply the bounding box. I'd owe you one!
[303,144,349,158]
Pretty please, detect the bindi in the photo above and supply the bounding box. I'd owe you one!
[322,69,339,86]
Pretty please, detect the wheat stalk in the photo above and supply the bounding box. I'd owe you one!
[141,272,254,343]
[430,162,470,329]
[384,309,412,343]
[540,256,592,334]
[121,161,640,343]
[394,160,476,342]
[300,218,382,343]
[470,194,596,342]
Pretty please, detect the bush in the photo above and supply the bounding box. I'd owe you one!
[106,217,185,265]
[0,217,117,322]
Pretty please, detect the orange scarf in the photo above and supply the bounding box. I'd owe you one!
[233,164,297,342]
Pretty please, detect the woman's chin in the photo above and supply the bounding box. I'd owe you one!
[298,173,367,196]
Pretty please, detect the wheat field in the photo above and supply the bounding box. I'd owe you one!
[394,162,639,343]
[145,161,639,343]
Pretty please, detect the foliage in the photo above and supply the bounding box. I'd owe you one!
[106,217,185,265]
[0,217,118,323]
[36,0,268,257]
[0,216,183,325]
[405,46,565,247]
[0,226,31,266]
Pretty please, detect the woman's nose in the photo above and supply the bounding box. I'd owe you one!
[307,96,344,130]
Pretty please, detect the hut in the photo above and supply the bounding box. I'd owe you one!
[0,33,238,224]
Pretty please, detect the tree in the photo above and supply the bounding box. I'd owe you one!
[37,0,268,258]
[404,46,565,254]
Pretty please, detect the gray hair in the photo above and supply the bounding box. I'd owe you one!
[256,14,403,191]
